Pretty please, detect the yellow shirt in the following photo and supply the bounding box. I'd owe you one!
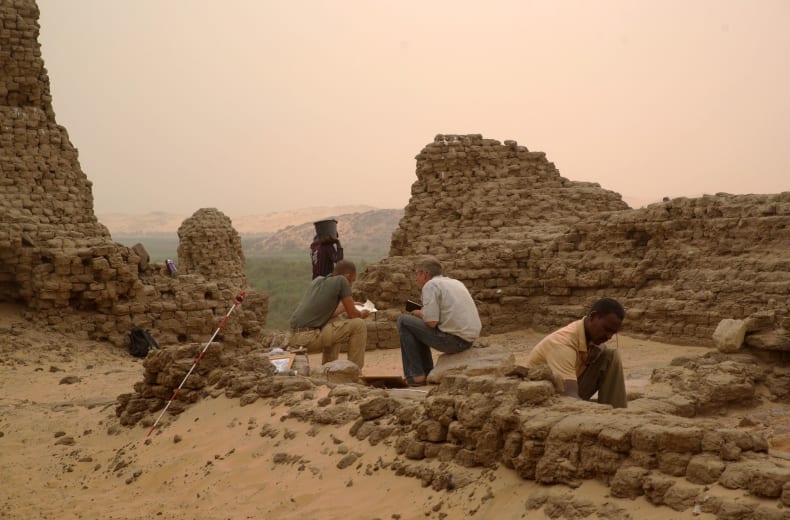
[525,319,589,381]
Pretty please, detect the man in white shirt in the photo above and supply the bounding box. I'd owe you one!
[397,256,481,386]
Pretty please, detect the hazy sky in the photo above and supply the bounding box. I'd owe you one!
[37,1,790,216]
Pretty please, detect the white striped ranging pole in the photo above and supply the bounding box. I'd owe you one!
[147,291,247,437]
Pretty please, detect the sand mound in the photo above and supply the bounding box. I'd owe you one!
[6,303,790,519]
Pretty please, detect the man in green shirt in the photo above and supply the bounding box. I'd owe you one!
[288,260,371,368]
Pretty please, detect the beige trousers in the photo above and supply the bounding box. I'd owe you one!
[287,318,367,369]
[578,345,627,408]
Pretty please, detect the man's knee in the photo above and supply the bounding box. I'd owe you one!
[603,347,623,371]
[348,317,366,335]
[397,314,421,333]
[396,314,407,331]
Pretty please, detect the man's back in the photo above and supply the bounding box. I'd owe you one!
[526,319,586,380]
[422,275,481,342]
[290,275,351,329]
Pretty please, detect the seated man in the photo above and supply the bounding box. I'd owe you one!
[526,297,627,408]
[288,260,370,368]
[397,256,482,386]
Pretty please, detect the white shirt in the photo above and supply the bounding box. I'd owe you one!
[421,275,482,342]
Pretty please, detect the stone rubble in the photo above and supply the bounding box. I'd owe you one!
[113,325,790,518]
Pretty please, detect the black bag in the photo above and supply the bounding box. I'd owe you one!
[129,326,159,357]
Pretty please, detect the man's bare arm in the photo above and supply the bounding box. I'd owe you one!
[336,296,370,319]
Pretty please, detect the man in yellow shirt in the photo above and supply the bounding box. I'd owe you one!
[526,298,626,408]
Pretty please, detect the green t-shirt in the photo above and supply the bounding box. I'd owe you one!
[289,275,352,329]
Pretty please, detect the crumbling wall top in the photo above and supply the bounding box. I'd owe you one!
[177,208,247,290]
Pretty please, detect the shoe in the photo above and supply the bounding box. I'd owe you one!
[405,376,427,387]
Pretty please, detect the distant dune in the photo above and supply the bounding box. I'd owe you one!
[98,205,384,235]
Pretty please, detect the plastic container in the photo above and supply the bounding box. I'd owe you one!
[292,353,310,376]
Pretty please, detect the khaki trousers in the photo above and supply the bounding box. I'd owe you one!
[578,345,627,408]
[287,318,367,369]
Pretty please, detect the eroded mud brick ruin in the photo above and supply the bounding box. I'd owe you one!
[356,134,790,349]
[8,2,790,517]
[0,1,267,347]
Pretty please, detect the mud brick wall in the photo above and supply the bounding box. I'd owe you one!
[121,354,790,515]
[387,374,788,514]
[388,134,628,258]
[0,2,268,348]
[356,134,790,348]
[177,208,247,291]
[540,193,790,345]
[354,134,628,346]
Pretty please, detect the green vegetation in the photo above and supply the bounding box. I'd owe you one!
[245,253,381,330]
[245,256,313,330]
[111,235,386,330]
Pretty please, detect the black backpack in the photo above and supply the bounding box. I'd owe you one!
[129,326,159,357]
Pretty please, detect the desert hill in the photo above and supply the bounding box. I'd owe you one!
[98,205,383,235]
[246,208,404,256]
[99,207,403,262]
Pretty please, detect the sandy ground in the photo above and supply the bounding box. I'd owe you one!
[0,302,766,520]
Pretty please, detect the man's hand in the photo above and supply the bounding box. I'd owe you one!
[411,309,437,328]
[341,297,372,319]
